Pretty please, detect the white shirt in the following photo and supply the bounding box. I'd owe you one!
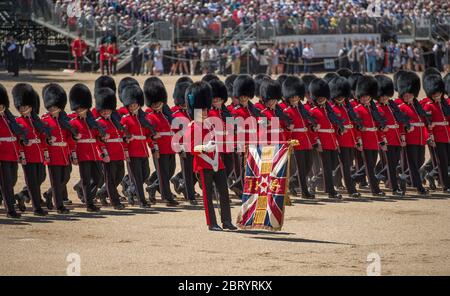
[302,47,314,60]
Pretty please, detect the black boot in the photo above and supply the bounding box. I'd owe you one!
[208,224,223,231]
[57,207,70,214]
[222,222,237,231]
[33,208,48,216]
[7,211,21,219]
[328,192,342,200]
[86,204,101,212]
[43,191,54,210]
[170,176,182,194]
[15,194,26,212]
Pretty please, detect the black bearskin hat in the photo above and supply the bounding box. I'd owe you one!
[95,75,116,93]
[254,73,271,97]
[12,83,39,112]
[301,74,317,95]
[233,74,255,99]
[144,77,168,106]
[282,76,305,100]
[173,81,192,106]
[423,74,445,99]
[260,79,282,103]
[43,83,67,110]
[225,74,237,98]
[0,83,10,108]
[121,84,144,107]
[397,71,421,98]
[118,77,139,103]
[356,75,378,100]
[374,75,394,99]
[95,87,117,111]
[329,77,351,101]
[185,81,212,119]
[336,68,352,78]
[309,78,330,102]
[209,79,228,103]
[69,83,92,111]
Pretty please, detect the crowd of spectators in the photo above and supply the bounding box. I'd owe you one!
[46,0,450,41]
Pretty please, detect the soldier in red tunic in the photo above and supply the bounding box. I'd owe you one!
[422,74,450,193]
[397,71,430,195]
[282,76,317,199]
[41,84,78,213]
[354,76,387,197]
[186,81,236,231]
[13,83,53,216]
[144,77,179,206]
[0,84,28,218]
[120,84,156,208]
[329,76,362,198]
[374,75,411,196]
[308,78,344,199]
[171,78,198,204]
[95,88,128,210]
[69,84,107,212]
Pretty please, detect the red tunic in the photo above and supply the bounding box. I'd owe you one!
[146,110,175,154]
[107,44,119,62]
[354,104,381,150]
[99,44,109,61]
[70,117,102,162]
[117,106,129,117]
[377,103,403,146]
[232,105,259,144]
[71,39,87,57]
[97,117,127,161]
[259,107,286,144]
[16,116,47,163]
[333,103,357,148]
[254,101,265,110]
[309,105,338,150]
[398,102,428,146]
[186,121,224,172]
[120,113,153,158]
[41,113,75,166]
[0,114,21,162]
[423,101,450,143]
[283,105,312,150]
[420,97,432,108]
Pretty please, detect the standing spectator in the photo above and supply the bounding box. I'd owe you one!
[302,43,314,74]
[143,44,154,75]
[348,41,360,72]
[393,44,401,72]
[294,41,303,74]
[387,41,396,73]
[414,43,425,72]
[432,41,444,72]
[179,43,189,75]
[229,40,241,74]
[7,36,19,77]
[130,40,140,76]
[107,39,119,75]
[375,44,385,73]
[188,42,200,76]
[218,41,228,75]
[250,42,260,74]
[153,43,164,76]
[209,43,219,74]
[264,45,274,75]
[22,38,36,73]
[98,39,110,75]
[285,42,295,75]
[71,33,87,72]
[365,40,377,73]
[407,44,414,71]
[271,44,279,75]
[277,43,286,74]
[338,42,349,69]
[444,40,450,74]
[1,37,9,71]
[357,42,366,73]
[200,44,210,74]
[400,44,408,70]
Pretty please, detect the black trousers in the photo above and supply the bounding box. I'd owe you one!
[406,145,426,190]
[319,150,339,194]
[337,147,357,194]
[151,154,176,200]
[293,149,314,194]
[221,153,234,182]
[48,164,72,201]
[131,58,140,75]
[128,157,150,204]
[0,161,18,213]
[435,142,450,189]
[48,165,71,209]
[363,149,381,193]
[180,153,196,200]
[22,163,46,211]
[78,161,103,207]
[103,160,125,206]
[199,169,232,226]
[386,146,401,192]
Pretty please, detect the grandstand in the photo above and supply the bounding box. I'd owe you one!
[1,0,449,72]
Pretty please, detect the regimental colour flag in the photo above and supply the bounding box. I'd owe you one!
[236,143,291,231]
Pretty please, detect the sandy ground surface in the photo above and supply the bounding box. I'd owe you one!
[0,70,449,276]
